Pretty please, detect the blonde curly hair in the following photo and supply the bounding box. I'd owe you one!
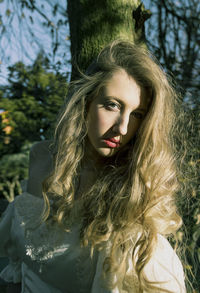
[42,40,182,292]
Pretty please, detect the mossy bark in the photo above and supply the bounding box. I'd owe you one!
[68,0,151,80]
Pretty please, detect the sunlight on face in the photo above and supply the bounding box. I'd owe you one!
[87,69,148,158]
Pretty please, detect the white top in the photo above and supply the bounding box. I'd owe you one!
[0,192,186,293]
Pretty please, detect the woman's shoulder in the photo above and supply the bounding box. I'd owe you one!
[143,234,186,292]
[13,193,44,227]
[30,140,53,159]
[27,141,54,197]
[148,234,183,270]
[14,192,44,213]
[0,193,43,253]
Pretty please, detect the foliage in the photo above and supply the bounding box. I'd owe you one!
[143,1,200,289]
[0,55,67,202]
[0,142,32,202]
[144,0,200,105]
[0,54,67,156]
[176,105,200,291]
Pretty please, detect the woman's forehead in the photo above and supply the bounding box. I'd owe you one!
[101,70,149,111]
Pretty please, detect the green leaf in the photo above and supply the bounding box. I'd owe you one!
[6,9,11,17]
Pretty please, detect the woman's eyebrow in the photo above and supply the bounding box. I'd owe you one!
[103,95,147,113]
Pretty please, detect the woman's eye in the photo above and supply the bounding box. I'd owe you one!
[104,102,120,111]
[132,112,144,119]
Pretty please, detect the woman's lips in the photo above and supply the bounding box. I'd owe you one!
[109,137,120,143]
[103,138,121,148]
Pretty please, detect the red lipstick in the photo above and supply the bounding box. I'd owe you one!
[109,138,120,143]
[103,138,120,148]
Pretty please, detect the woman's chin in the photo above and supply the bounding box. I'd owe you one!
[95,147,120,157]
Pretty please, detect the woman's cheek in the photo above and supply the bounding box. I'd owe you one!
[96,109,117,134]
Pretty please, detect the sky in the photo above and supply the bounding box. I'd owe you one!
[0,0,151,84]
[0,0,69,84]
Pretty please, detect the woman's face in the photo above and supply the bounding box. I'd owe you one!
[86,69,148,158]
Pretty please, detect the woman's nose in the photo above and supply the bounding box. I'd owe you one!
[112,114,129,135]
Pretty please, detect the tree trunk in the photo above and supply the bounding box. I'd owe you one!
[68,0,151,80]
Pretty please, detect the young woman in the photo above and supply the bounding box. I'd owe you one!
[0,40,186,292]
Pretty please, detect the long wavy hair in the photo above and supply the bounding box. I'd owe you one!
[42,40,183,292]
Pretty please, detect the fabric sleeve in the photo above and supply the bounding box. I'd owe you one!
[0,203,22,283]
[142,234,186,292]
[0,203,14,257]
[91,248,119,293]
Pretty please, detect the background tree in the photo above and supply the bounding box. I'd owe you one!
[68,0,151,79]
[145,0,200,106]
